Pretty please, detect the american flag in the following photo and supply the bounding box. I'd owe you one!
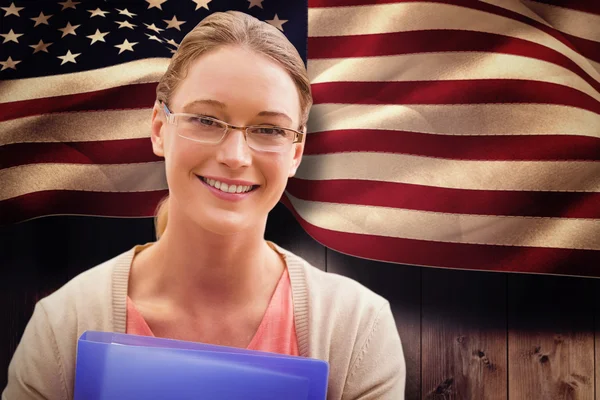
[1,0,599,276]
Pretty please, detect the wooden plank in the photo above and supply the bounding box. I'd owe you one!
[266,203,326,270]
[422,268,507,400]
[508,274,595,400]
[326,250,421,400]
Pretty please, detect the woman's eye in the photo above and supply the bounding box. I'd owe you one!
[196,117,215,126]
[256,127,286,135]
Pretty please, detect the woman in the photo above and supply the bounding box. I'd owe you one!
[4,11,406,400]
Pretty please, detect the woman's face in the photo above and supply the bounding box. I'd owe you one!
[151,45,304,236]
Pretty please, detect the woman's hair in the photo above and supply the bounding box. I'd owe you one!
[153,11,312,239]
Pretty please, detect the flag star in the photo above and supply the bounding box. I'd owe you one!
[87,29,109,45]
[1,2,24,17]
[1,29,23,44]
[247,0,263,9]
[146,33,163,43]
[166,38,179,48]
[58,0,80,10]
[266,14,287,32]
[191,0,211,10]
[57,50,80,65]
[29,40,53,54]
[58,22,80,38]
[88,8,109,18]
[115,20,137,29]
[163,16,185,31]
[115,39,138,54]
[116,8,136,18]
[146,0,167,10]
[31,12,53,27]
[0,56,21,71]
[144,23,164,33]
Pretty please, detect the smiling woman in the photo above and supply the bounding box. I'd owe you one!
[3,11,406,400]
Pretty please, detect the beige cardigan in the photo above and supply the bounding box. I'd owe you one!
[3,242,406,400]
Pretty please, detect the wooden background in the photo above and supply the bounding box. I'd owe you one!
[2,202,599,399]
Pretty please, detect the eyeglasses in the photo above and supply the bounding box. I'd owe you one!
[161,102,305,153]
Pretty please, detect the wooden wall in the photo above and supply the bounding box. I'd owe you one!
[2,203,599,399]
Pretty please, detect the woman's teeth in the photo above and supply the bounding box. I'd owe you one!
[201,177,254,194]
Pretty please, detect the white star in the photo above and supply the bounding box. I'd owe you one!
[1,2,24,17]
[58,0,80,10]
[266,14,287,32]
[247,0,263,9]
[87,29,109,45]
[144,23,164,33]
[1,29,23,44]
[163,16,185,31]
[0,56,21,71]
[191,0,211,10]
[57,50,80,65]
[29,40,53,54]
[115,20,137,30]
[88,8,109,18]
[115,39,138,54]
[146,0,167,10]
[116,8,136,18]
[166,38,179,48]
[146,33,163,43]
[31,12,53,27]
[58,22,80,38]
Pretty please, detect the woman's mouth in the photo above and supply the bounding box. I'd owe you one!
[197,175,259,194]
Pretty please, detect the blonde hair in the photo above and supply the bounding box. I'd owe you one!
[153,11,312,239]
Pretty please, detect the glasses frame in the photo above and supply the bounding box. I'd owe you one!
[160,102,305,152]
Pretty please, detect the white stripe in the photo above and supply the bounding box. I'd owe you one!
[295,152,600,192]
[0,58,170,103]
[286,193,600,250]
[307,103,600,139]
[0,109,152,146]
[0,162,167,201]
[308,2,600,84]
[309,52,600,103]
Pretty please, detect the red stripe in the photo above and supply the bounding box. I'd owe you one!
[0,139,162,169]
[0,82,157,122]
[560,30,600,64]
[304,129,600,161]
[280,194,600,277]
[311,80,600,114]
[529,0,600,16]
[308,30,600,94]
[285,178,600,219]
[0,190,168,225]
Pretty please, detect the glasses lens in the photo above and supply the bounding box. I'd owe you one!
[247,127,295,152]
[177,115,226,143]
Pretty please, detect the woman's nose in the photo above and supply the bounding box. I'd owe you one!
[215,128,252,168]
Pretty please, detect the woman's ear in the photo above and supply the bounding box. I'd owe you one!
[150,101,165,157]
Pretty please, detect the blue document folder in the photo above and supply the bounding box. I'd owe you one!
[74,331,329,400]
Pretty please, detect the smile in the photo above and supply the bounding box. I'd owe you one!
[198,176,258,194]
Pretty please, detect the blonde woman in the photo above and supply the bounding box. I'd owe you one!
[4,11,406,400]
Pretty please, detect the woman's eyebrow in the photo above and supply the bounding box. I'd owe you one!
[257,111,292,124]
[182,99,227,112]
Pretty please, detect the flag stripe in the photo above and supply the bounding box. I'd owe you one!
[308,31,600,93]
[307,104,600,139]
[286,178,600,219]
[1,83,157,123]
[303,130,600,161]
[296,153,600,192]
[0,109,152,146]
[284,193,600,250]
[307,1,600,83]
[309,52,600,104]
[0,190,168,225]
[311,80,600,114]
[527,0,600,16]
[280,195,600,276]
[0,139,160,169]
[1,163,167,201]
[0,58,168,104]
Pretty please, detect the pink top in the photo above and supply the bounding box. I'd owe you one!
[126,268,299,356]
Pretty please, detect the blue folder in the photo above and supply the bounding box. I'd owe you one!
[74,331,329,400]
